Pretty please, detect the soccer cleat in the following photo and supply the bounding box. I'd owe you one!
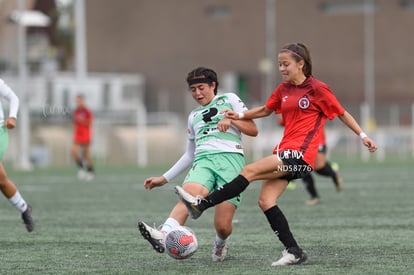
[286,181,296,190]
[77,169,86,180]
[331,162,344,192]
[306,197,320,206]
[21,204,34,232]
[84,171,95,181]
[330,161,339,171]
[334,173,344,192]
[138,221,165,253]
[271,247,308,266]
[212,241,228,262]
[174,186,203,219]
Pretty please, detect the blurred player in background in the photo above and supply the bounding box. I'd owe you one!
[175,43,377,266]
[138,67,258,261]
[301,127,343,205]
[71,94,95,180]
[277,115,343,205]
[0,78,34,232]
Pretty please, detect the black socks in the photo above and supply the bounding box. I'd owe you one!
[302,173,319,198]
[199,175,249,212]
[316,162,335,177]
[76,160,83,169]
[264,205,299,249]
[316,162,338,186]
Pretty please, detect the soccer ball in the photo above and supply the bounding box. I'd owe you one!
[165,226,198,260]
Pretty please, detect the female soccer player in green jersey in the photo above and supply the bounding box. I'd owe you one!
[138,67,257,261]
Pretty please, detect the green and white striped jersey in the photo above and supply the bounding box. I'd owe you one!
[187,92,248,158]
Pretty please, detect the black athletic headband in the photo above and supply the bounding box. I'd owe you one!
[187,76,214,86]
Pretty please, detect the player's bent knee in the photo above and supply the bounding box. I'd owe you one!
[214,216,233,237]
[215,225,232,239]
[241,164,259,180]
[257,198,275,211]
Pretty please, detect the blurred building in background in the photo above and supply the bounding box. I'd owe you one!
[0,0,413,167]
[84,0,414,114]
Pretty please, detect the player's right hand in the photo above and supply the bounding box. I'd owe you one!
[143,176,167,190]
[221,109,238,120]
[5,117,16,129]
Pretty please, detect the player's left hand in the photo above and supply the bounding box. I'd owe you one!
[217,117,232,132]
[5,117,16,129]
[143,176,167,190]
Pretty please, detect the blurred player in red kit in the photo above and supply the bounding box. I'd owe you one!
[71,94,95,180]
[277,115,343,205]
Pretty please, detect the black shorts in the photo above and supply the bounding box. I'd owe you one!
[276,151,313,181]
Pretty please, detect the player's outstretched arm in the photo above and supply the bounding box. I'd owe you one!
[338,111,378,152]
[143,140,195,190]
[144,176,168,190]
[224,105,273,120]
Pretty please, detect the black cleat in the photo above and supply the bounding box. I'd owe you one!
[21,204,34,232]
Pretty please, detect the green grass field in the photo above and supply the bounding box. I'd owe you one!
[1,158,413,274]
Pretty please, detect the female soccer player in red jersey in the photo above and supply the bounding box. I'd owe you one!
[175,42,377,266]
[71,94,95,180]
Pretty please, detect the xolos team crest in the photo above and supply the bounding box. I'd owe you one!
[298,96,310,109]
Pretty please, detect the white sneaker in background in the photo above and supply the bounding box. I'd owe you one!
[306,197,320,206]
[84,171,95,181]
[77,169,86,180]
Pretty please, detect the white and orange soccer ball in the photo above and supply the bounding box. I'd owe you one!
[165,226,198,260]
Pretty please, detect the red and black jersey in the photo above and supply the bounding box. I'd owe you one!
[73,107,93,144]
[266,76,344,168]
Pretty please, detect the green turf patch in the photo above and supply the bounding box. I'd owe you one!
[1,159,413,274]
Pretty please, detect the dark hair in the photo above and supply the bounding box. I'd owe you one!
[186,67,219,95]
[280,43,312,77]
